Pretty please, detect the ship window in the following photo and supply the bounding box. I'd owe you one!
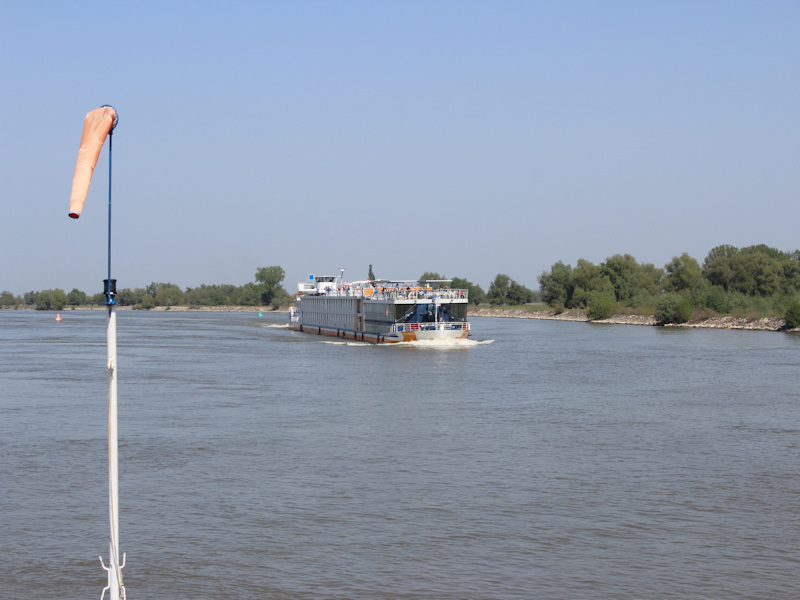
[394,302,466,323]
[394,304,417,322]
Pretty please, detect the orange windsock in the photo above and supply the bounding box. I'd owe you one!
[68,106,117,219]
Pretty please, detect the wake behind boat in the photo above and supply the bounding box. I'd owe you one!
[289,270,470,343]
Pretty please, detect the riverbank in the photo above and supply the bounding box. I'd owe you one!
[468,307,797,332]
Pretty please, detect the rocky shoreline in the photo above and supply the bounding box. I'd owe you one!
[468,307,797,332]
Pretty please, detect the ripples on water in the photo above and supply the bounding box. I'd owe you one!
[1,310,798,599]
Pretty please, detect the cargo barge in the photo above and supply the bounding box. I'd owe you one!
[289,271,470,343]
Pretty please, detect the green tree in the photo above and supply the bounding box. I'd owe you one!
[185,284,229,306]
[785,301,800,328]
[569,259,602,308]
[419,272,444,282]
[255,266,286,306]
[729,252,784,296]
[703,244,739,291]
[115,288,137,306]
[586,277,616,320]
[538,262,573,307]
[600,254,640,304]
[35,289,67,311]
[52,288,67,310]
[67,288,87,306]
[153,283,184,306]
[740,244,785,259]
[35,290,53,310]
[704,244,740,264]
[662,253,702,293]
[488,274,536,305]
[703,244,799,297]
[637,263,664,297]
[1,291,20,308]
[587,292,615,320]
[655,293,692,324]
[705,285,729,314]
[450,277,486,305]
[782,252,800,294]
[131,288,148,305]
[231,282,261,306]
[507,280,538,304]
[368,264,375,280]
[184,287,207,306]
[487,273,511,305]
[270,287,293,309]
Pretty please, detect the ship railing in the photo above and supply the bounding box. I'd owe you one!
[392,322,470,333]
[322,287,469,301]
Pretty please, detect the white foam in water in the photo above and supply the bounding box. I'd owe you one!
[321,340,372,346]
[322,338,493,348]
[391,338,494,349]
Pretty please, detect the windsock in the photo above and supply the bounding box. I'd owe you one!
[68,106,118,219]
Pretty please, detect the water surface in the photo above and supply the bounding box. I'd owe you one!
[1,310,798,599]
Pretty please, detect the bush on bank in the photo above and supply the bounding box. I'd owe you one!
[654,294,692,325]
[587,291,616,320]
[786,301,800,329]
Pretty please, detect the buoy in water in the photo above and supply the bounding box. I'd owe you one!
[55,314,62,321]
[258,311,262,317]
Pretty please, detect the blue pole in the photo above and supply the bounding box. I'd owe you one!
[103,104,117,307]
[107,129,113,305]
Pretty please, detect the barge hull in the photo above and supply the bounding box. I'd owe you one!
[288,322,469,343]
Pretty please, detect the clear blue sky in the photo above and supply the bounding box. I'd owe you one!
[1,0,798,296]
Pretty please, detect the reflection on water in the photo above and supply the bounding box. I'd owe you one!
[1,310,798,600]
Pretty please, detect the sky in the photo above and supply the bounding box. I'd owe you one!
[1,0,798,296]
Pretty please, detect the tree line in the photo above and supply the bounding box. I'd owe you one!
[1,266,540,312]
[5,247,799,327]
[1,266,292,311]
[536,244,800,325]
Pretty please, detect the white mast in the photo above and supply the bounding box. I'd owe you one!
[99,112,125,600]
[100,291,125,600]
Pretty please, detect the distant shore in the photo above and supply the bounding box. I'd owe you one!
[18,304,797,332]
[60,305,286,313]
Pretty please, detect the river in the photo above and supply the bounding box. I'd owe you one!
[1,310,798,599]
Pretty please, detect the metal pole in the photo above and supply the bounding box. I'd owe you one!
[107,301,120,600]
[99,121,125,600]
